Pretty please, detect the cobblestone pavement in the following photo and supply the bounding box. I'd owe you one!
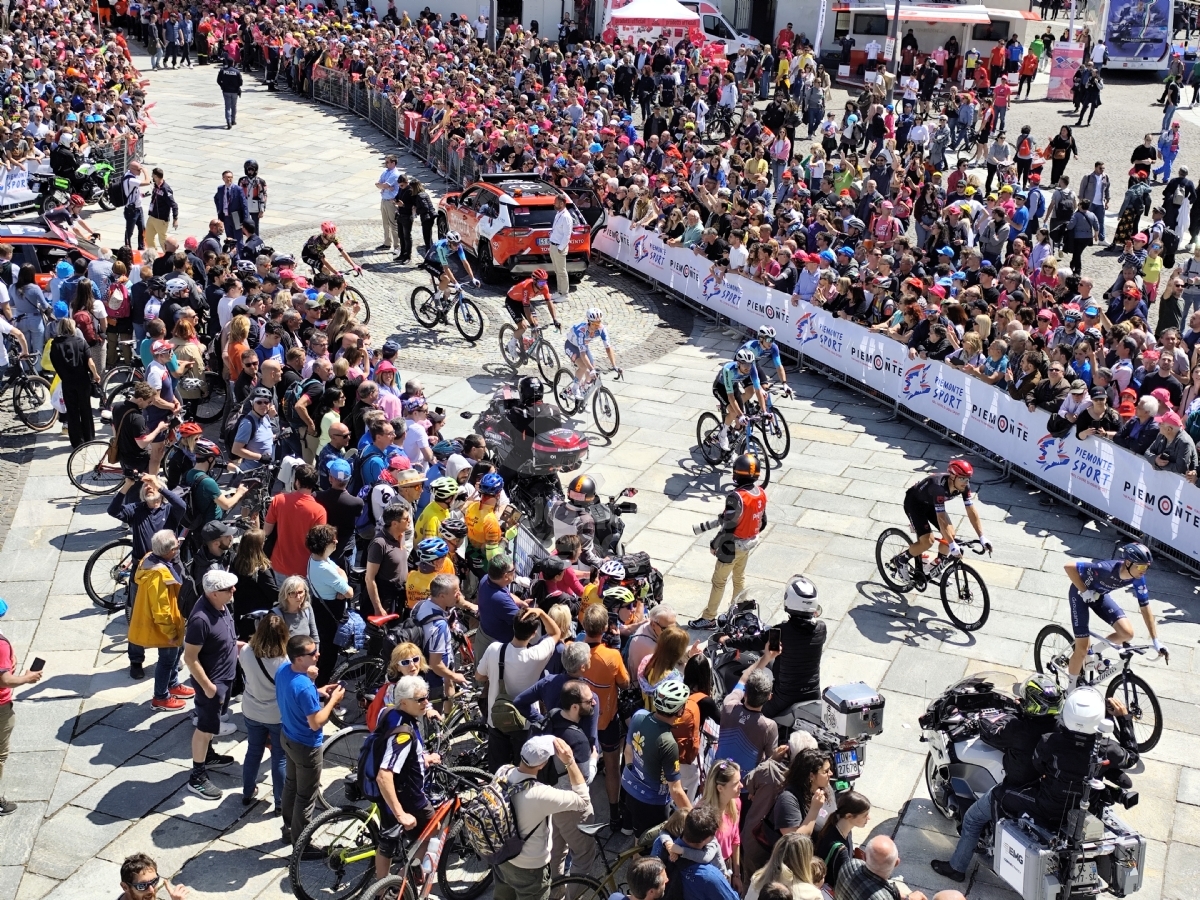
[4,52,1200,900]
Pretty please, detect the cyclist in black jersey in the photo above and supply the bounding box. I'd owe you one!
[896,459,992,587]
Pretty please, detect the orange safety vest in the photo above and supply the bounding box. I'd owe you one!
[732,486,767,540]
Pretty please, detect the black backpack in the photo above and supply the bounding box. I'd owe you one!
[385,605,447,658]
[106,173,130,210]
[280,376,321,427]
[221,407,256,457]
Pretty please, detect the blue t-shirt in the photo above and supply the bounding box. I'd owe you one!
[477,576,519,644]
[649,835,739,900]
[276,663,323,746]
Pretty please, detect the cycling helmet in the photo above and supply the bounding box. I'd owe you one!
[757,326,776,341]
[415,537,450,564]
[735,348,756,365]
[430,476,459,502]
[518,375,544,405]
[532,268,549,281]
[54,260,73,279]
[68,193,85,207]
[783,575,820,618]
[1119,542,1153,565]
[599,559,626,580]
[236,259,257,274]
[165,279,190,299]
[567,474,597,504]
[1061,686,1106,734]
[320,221,337,236]
[1016,674,1063,717]
[732,453,761,485]
[178,422,203,437]
[947,459,974,479]
[193,438,220,462]
[652,680,690,716]
[431,439,456,459]
[479,472,505,496]
[147,276,167,293]
[272,252,296,267]
[445,230,462,243]
[244,159,259,175]
[586,307,603,322]
[602,585,636,608]
[438,516,468,541]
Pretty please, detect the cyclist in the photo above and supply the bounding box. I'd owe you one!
[564,308,618,397]
[505,267,562,347]
[740,325,793,394]
[1063,543,1167,683]
[423,230,480,301]
[301,221,362,277]
[414,477,460,542]
[463,472,506,577]
[712,348,767,452]
[43,194,96,243]
[893,459,992,588]
[405,536,456,609]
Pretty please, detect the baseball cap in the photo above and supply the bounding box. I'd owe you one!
[152,340,173,355]
[1083,305,1101,317]
[1157,411,1184,427]
[327,458,353,481]
[402,397,427,415]
[387,454,413,471]
[1037,309,1054,320]
[521,735,558,766]
[1089,386,1108,400]
[200,521,234,543]
[1069,379,1088,394]
[202,568,239,593]
[936,246,955,257]
[1151,387,1172,406]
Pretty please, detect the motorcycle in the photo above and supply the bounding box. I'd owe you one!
[28,172,72,215]
[74,160,117,210]
[547,485,638,554]
[920,672,1145,900]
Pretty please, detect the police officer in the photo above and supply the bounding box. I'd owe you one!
[551,474,608,567]
[690,453,767,629]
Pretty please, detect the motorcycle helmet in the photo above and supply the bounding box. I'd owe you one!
[652,680,689,716]
[59,131,75,146]
[429,477,459,502]
[567,474,597,504]
[479,472,504,496]
[757,325,776,341]
[602,585,636,608]
[947,459,974,479]
[165,279,190,299]
[599,559,626,580]
[244,159,259,175]
[732,453,761,486]
[735,347,756,365]
[54,260,73,279]
[415,537,450,564]
[1118,542,1153,566]
[783,575,820,618]
[518,375,544,405]
[193,439,221,462]
[438,516,468,542]
[1061,686,1106,734]
[1015,674,1063,717]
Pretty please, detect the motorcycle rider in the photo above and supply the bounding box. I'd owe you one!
[712,576,826,718]
[930,675,1063,883]
[551,473,608,567]
[497,375,565,484]
[690,453,767,630]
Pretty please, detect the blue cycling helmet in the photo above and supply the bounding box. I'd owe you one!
[416,537,450,564]
[55,261,73,278]
[1119,543,1153,565]
[479,473,504,496]
[0,597,8,617]
[432,439,456,459]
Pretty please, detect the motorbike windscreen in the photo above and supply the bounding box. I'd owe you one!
[944,671,1023,701]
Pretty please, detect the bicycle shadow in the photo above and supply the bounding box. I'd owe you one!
[850,579,968,649]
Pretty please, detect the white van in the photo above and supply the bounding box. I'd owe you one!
[679,0,760,58]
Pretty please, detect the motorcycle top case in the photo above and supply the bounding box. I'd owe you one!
[531,428,588,472]
[821,682,885,739]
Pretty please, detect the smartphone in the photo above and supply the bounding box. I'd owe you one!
[768,629,781,652]
[29,657,45,672]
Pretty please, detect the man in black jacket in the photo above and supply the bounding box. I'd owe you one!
[216,57,243,129]
[394,175,415,263]
[1164,165,1196,231]
[146,167,179,254]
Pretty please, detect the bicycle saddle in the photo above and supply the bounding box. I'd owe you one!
[577,822,607,836]
[367,613,401,627]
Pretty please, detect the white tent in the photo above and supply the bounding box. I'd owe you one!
[608,0,699,27]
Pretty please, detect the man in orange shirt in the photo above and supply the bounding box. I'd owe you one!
[581,603,630,828]
[264,464,327,578]
[1018,51,1039,99]
[989,41,1007,83]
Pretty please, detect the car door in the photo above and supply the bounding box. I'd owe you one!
[563,187,608,240]
[456,187,484,255]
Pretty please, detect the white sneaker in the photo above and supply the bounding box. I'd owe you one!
[717,427,730,452]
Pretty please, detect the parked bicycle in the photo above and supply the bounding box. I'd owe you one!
[499,320,560,383]
[1034,627,1164,752]
[68,438,125,495]
[1,337,56,431]
[550,822,663,900]
[874,530,992,631]
[695,403,773,487]
[552,366,622,438]
[306,265,371,324]
[409,274,484,342]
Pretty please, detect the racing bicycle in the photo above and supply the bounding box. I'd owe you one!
[874,530,992,631]
[695,404,773,488]
[68,438,125,495]
[552,366,622,438]
[745,382,793,462]
[306,265,372,324]
[1034,626,1165,752]
[499,319,561,383]
[409,273,485,342]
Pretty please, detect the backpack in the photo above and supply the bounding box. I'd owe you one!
[221,408,255,457]
[348,445,386,498]
[1055,189,1076,219]
[280,376,320,428]
[106,174,129,210]
[357,708,413,800]
[105,281,130,319]
[490,643,529,734]
[181,467,213,534]
[459,772,538,866]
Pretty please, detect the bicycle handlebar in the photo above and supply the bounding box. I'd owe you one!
[957,539,992,557]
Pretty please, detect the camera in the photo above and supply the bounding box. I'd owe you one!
[168,414,182,429]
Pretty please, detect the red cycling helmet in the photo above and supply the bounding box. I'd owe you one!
[320,221,337,236]
[68,194,86,207]
[178,422,203,437]
[947,459,974,479]
[533,268,549,281]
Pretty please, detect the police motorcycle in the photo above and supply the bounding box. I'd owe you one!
[920,674,1146,899]
[703,580,884,788]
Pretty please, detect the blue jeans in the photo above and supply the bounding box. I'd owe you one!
[1163,104,1177,133]
[1155,148,1178,182]
[949,784,997,872]
[153,645,183,700]
[244,717,286,806]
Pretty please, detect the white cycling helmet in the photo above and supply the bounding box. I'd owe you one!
[783,575,820,618]
[599,559,626,580]
[1061,685,1106,734]
[165,279,190,299]
[446,230,462,243]
[758,326,776,340]
[735,348,756,364]
[586,307,603,322]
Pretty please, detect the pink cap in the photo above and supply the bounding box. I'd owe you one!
[1151,387,1172,406]
[152,340,173,355]
[1157,411,1183,428]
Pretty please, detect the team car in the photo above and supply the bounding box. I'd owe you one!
[0,221,128,291]
[437,173,604,283]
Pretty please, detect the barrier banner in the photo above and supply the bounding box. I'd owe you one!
[594,217,1200,561]
[1047,43,1083,100]
[0,163,40,208]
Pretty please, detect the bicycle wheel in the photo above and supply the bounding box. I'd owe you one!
[437,816,494,900]
[1033,624,1075,690]
[359,875,415,900]
[550,875,607,900]
[875,528,917,594]
[13,375,56,431]
[453,298,485,342]
[553,368,582,415]
[747,436,771,488]
[194,373,228,424]
[103,380,136,413]
[410,286,439,328]
[84,537,134,611]
[695,412,724,466]
[939,563,990,632]
[498,323,525,370]
[344,285,371,325]
[68,439,124,494]
[319,725,369,811]
[535,341,560,384]
[99,365,137,398]
[592,386,620,438]
[290,806,379,900]
[329,655,387,729]
[761,408,792,462]
[1106,671,1163,753]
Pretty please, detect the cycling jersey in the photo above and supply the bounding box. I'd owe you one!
[506,278,550,306]
[905,473,975,514]
[716,360,761,393]
[426,239,468,268]
[741,338,782,370]
[302,233,339,260]
[567,321,610,350]
[1074,560,1150,606]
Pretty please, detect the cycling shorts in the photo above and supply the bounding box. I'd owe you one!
[1068,586,1127,639]
[564,341,591,363]
[505,298,529,324]
[301,250,324,270]
[712,379,731,409]
[424,259,445,278]
[904,494,939,539]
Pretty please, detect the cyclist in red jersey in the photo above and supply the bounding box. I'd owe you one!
[505,268,561,346]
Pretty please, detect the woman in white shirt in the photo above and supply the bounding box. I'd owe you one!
[238,612,289,808]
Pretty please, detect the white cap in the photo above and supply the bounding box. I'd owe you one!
[520,735,557,767]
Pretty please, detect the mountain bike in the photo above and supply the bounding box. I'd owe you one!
[409,275,484,342]
[1,341,56,431]
[695,404,773,487]
[552,366,622,438]
[874,530,992,631]
[550,821,664,900]
[1034,626,1165,752]
[745,381,792,462]
[499,319,560,382]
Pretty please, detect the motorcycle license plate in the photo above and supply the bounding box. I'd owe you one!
[835,749,859,779]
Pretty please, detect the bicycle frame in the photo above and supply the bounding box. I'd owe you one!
[390,796,461,899]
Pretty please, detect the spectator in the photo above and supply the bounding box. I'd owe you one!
[265,464,327,578]
[622,679,693,834]
[626,605,678,680]
[713,649,781,777]
[819,791,874,892]
[652,806,738,900]
[306,523,353,684]
[1116,396,1162,454]
[834,834,925,900]
[239,612,288,809]
[48,317,100,447]
[0,597,44,815]
[515,641,597,749]
[272,576,319,644]
[759,749,834,853]
[118,853,189,900]
[746,833,823,900]
[364,501,412,617]
[540,679,601,877]
[230,529,280,636]
[413,573,473,698]
[315,457,364,563]
[128,529,193,711]
[580,602,631,828]
[1146,411,1199,481]
[476,552,524,659]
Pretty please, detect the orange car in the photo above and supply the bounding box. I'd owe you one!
[437,174,605,282]
[0,221,141,291]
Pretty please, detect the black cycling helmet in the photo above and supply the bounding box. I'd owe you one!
[147,276,167,293]
[244,159,259,175]
[732,453,761,486]
[567,474,597,504]
[1119,542,1153,566]
[438,516,468,541]
[518,375,544,405]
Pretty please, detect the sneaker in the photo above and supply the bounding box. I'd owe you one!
[205,750,235,769]
[188,777,222,801]
[717,427,730,451]
[375,244,392,250]
[151,696,187,711]
[169,685,195,699]
[930,860,966,882]
[130,663,145,680]
[688,617,718,630]
[0,797,15,816]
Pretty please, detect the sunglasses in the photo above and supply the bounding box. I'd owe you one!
[130,876,161,892]
[398,656,421,667]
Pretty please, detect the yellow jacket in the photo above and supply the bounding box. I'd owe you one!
[128,554,185,648]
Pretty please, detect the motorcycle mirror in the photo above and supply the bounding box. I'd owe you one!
[460,411,473,418]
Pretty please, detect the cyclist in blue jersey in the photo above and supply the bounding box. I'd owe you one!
[564,307,619,395]
[711,348,766,451]
[423,231,479,301]
[1064,543,1167,681]
[740,325,793,391]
